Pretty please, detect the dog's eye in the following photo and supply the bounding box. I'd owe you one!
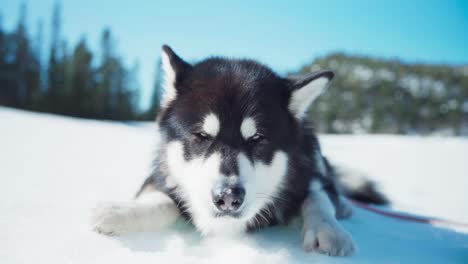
[193,131,212,141]
[247,133,265,143]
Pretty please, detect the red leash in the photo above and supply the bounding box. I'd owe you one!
[349,199,468,229]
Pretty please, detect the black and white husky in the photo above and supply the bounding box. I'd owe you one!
[92,45,387,256]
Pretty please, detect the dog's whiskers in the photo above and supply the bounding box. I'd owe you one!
[257,210,270,224]
[261,207,273,218]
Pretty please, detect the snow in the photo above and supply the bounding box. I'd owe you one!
[1,107,467,263]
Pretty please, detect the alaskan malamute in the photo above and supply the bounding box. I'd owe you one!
[92,45,387,256]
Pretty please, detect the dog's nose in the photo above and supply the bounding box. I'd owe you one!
[212,186,245,212]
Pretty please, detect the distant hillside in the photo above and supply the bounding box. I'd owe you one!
[296,53,468,135]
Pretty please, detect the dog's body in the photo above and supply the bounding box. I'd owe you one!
[92,46,387,256]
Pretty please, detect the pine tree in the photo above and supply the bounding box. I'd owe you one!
[10,3,40,110]
[30,19,44,110]
[46,2,66,114]
[70,38,93,117]
[0,14,14,106]
[96,28,113,118]
[96,28,138,120]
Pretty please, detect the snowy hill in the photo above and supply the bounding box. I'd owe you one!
[1,107,467,263]
[297,54,468,135]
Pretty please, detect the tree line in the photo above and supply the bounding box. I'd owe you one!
[0,3,161,121]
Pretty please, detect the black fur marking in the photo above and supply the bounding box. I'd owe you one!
[162,44,192,81]
[344,181,388,205]
[135,175,156,198]
[289,70,335,91]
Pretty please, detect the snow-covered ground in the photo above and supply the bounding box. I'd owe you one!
[1,107,467,263]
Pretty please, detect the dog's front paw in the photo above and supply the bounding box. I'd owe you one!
[303,223,356,256]
[91,202,132,236]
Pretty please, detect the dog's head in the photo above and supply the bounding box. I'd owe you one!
[158,45,333,235]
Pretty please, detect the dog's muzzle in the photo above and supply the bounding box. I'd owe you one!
[212,184,245,215]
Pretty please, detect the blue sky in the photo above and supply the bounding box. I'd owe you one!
[2,0,468,109]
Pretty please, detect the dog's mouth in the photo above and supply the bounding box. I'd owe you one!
[213,210,243,219]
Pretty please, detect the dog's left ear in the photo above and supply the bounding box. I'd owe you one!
[160,45,192,108]
[287,70,334,120]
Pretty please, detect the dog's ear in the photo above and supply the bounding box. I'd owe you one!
[287,70,334,120]
[160,45,192,108]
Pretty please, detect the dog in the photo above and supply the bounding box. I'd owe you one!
[92,45,387,256]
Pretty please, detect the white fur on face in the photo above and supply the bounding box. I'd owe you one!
[165,141,289,236]
[289,77,329,120]
[166,141,246,235]
[240,117,257,139]
[238,151,288,223]
[202,113,220,137]
[160,50,177,108]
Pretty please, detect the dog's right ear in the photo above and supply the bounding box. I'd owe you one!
[160,45,192,108]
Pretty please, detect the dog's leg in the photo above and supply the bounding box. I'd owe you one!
[319,156,353,220]
[335,195,353,220]
[301,181,356,256]
[91,184,180,235]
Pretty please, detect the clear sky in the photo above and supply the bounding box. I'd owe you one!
[2,0,468,109]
